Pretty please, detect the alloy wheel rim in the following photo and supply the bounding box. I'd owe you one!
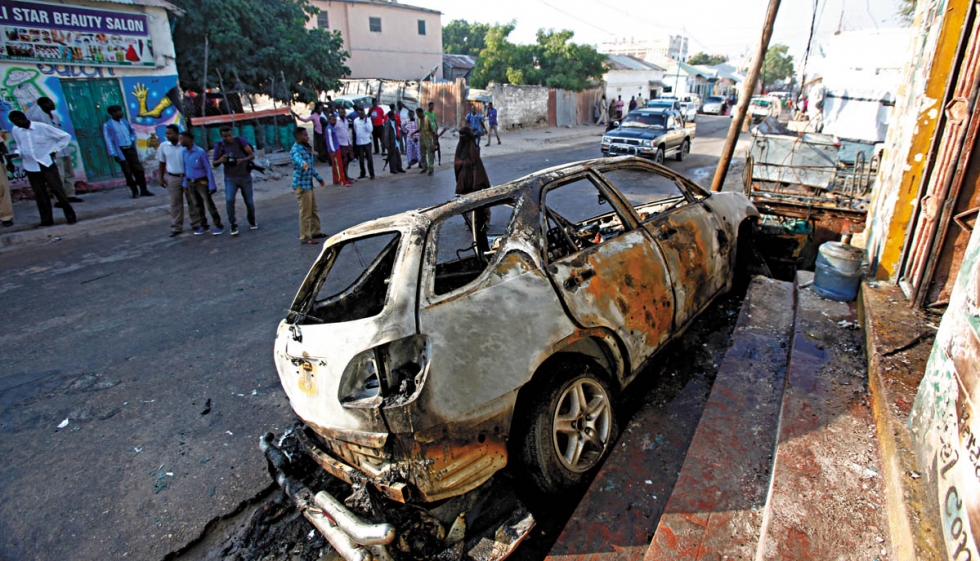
[552,377,612,473]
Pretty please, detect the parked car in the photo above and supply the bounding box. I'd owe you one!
[602,108,693,163]
[646,98,682,115]
[701,95,727,115]
[264,156,759,560]
[679,101,698,122]
[749,97,775,123]
[332,94,373,111]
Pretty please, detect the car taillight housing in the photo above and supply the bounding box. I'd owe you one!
[338,335,431,409]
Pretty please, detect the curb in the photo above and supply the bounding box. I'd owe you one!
[858,282,946,560]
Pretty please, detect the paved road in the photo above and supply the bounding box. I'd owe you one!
[0,116,736,561]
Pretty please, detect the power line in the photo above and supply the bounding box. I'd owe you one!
[534,0,616,36]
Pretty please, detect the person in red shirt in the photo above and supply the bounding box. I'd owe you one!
[369,98,386,156]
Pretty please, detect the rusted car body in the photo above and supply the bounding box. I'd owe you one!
[264,156,758,560]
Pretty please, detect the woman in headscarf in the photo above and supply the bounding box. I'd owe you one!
[382,107,404,174]
[402,110,420,169]
[454,125,492,253]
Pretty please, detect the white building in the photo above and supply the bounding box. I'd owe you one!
[603,55,666,102]
[599,35,689,62]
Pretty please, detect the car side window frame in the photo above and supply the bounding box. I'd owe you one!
[537,171,639,264]
[593,162,703,224]
[420,195,525,306]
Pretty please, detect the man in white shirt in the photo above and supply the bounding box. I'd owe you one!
[157,124,191,237]
[27,97,80,201]
[8,110,76,226]
[352,107,375,180]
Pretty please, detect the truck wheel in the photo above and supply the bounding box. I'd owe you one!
[515,359,618,494]
[654,147,665,165]
[676,140,690,162]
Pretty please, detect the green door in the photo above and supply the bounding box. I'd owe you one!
[62,79,125,181]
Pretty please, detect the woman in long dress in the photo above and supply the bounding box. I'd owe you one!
[403,111,420,169]
[454,125,492,252]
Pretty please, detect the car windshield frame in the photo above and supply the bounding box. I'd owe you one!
[620,112,666,129]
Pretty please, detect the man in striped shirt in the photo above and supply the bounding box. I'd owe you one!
[290,127,327,245]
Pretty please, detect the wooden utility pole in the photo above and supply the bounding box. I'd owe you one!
[710,0,781,192]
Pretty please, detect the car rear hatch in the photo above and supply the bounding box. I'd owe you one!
[274,218,426,443]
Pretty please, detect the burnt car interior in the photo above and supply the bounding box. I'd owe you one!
[543,176,628,261]
[433,200,517,295]
[599,167,698,222]
[297,232,401,324]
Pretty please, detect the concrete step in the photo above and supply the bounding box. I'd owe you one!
[645,276,796,560]
[756,272,889,559]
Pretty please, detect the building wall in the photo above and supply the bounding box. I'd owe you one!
[308,0,442,81]
[486,83,548,129]
[864,0,971,280]
[604,69,665,101]
[0,0,181,190]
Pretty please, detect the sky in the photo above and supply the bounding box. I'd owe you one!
[408,0,906,68]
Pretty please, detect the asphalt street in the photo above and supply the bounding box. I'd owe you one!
[0,116,736,561]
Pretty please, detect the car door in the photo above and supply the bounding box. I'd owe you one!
[542,172,675,369]
[597,163,730,330]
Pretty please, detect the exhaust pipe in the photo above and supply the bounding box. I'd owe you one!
[277,473,372,561]
[313,490,396,545]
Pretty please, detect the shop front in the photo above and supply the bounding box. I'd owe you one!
[0,0,182,194]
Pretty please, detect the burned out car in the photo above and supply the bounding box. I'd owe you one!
[263,156,758,560]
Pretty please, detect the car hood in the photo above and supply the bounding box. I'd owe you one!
[607,127,665,140]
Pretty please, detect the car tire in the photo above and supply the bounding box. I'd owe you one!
[515,359,618,495]
[676,140,689,162]
[654,147,665,165]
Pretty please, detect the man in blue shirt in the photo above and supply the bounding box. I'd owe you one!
[464,104,485,148]
[485,102,501,146]
[290,126,327,245]
[102,105,153,198]
[179,131,224,236]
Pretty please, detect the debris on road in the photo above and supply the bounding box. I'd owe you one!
[57,418,69,429]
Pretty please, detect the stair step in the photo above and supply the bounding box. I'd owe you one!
[645,276,796,560]
[756,272,889,559]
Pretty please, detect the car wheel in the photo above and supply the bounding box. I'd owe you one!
[676,140,689,162]
[653,147,665,165]
[515,360,618,494]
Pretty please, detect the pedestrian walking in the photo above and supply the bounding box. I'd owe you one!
[454,125,492,253]
[27,97,81,202]
[628,96,637,112]
[382,109,404,174]
[369,98,385,155]
[103,105,153,198]
[157,124,189,237]
[352,107,375,180]
[0,139,13,227]
[179,131,224,236]
[403,111,420,169]
[615,96,624,119]
[324,114,351,186]
[397,101,410,154]
[484,102,501,146]
[464,104,485,147]
[418,107,437,176]
[289,127,327,245]
[8,111,76,226]
[609,97,617,123]
[597,95,608,125]
[335,107,355,182]
[425,102,439,131]
[636,94,645,108]
[213,126,258,236]
[293,102,329,163]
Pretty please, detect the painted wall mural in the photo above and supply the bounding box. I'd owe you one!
[0,64,83,187]
[121,74,181,162]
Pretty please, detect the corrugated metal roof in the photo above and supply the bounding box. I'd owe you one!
[605,55,664,72]
[86,0,183,14]
[443,54,476,69]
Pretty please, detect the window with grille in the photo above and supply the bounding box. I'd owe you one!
[418,20,426,35]
[369,17,382,32]
[316,11,329,29]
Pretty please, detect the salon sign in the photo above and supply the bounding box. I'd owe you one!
[0,0,155,67]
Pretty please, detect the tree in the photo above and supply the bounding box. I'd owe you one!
[171,0,350,103]
[687,52,728,66]
[443,20,490,55]
[897,0,916,25]
[760,44,795,92]
[469,24,604,91]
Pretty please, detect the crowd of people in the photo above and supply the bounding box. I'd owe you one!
[0,96,499,247]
